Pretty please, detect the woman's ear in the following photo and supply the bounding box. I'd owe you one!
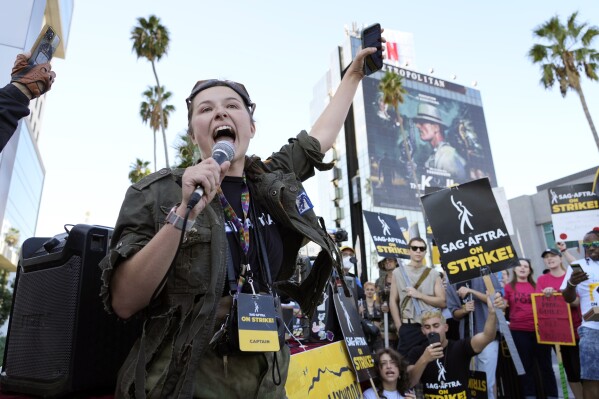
[189,128,198,145]
[250,122,256,138]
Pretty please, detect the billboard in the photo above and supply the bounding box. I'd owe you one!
[364,65,497,210]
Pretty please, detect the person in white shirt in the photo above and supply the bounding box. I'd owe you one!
[561,230,599,399]
[362,348,416,399]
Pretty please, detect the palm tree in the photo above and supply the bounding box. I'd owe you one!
[129,158,151,184]
[131,15,171,166]
[379,71,420,197]
[173,130,199,168]
[529,11,599,151]
[4,227,19,248]
[140,85,175,171]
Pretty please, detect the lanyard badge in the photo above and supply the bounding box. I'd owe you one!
[236,293,280,352]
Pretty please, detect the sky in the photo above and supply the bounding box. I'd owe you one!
[33,0,599,237]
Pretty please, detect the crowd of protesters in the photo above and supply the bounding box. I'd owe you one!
[354,236,599,399]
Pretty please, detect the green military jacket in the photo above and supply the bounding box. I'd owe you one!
[99,131,347,398]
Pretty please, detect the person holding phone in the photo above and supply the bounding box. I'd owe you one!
[1,52,56,152]
[561,230,599,399]
[406,293,502,398]
[446,276,502,399]
[362,348,416,399]
[99,42,383,397]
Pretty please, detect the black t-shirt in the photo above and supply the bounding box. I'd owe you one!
[408,339,476,398]
[221,176,284,294]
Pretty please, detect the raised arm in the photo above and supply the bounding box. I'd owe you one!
[470,293,500,353]
[556,241,577,264]
[2,53,55,152]
[309,46,379,153]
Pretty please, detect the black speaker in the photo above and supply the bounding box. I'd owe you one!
[1,224,141,398]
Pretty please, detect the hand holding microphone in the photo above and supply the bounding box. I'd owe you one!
[187,141,235,209]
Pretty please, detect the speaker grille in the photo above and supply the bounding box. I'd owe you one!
[4,256,81,382]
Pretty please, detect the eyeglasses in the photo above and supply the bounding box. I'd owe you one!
[410,246,426,252]
[186,79,255,114]
[582,241,599,249]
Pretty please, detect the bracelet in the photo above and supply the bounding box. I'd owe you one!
[165,206,195,232]
[567,279,577,288]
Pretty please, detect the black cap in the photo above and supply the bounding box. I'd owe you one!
[541,248,561,258]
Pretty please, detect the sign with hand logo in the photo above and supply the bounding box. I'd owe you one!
[421,178,516,284]
[548,183,599,242]
[363,211,409,258]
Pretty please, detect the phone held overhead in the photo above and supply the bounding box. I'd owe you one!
[29,25,61,65]
[361,23,383,76]
[9,25,59,100]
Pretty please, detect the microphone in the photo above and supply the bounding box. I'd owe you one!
[187,141,235,208]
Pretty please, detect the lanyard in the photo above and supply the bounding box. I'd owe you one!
[218,174,251,256]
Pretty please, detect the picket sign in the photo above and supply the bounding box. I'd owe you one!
[480,266,525,376]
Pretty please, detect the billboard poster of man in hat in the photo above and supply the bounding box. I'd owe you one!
[414,102,467,182]
[363,67,496,211]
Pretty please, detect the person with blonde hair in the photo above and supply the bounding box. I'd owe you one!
[407,294,502,398]
[362,281,383,351]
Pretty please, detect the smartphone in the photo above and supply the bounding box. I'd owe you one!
[571,263,585,274]
[29,25,60,65]
[361,23,383,76]
[427,332,440,345]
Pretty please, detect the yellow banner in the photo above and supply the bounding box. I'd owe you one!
[286,341,361,399]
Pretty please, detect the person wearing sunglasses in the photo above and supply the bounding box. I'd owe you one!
[389,237,446,357]
[562,230,599,399]
[99,40,384,397]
